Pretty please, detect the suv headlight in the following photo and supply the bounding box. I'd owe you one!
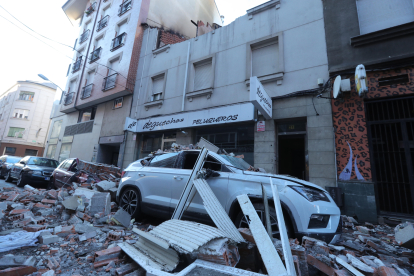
[289,186,330,202]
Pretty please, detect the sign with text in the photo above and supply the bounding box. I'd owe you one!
[249,76,272,119]
[257,121,265,132]
[124,117,138,132]
[135,103,254,132]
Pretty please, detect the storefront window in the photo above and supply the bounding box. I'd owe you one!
[58,143,72,163]
[196,124,254,165]
[50,120,62,138]
[46,145,57,159]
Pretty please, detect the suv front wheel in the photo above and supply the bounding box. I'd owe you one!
[5,171,12,182]
[234,203,293,240]
[119,187,141,219]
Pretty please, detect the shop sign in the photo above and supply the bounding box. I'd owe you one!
[257,121,265,132]
[135,103,254,132]
[124,117,138,132]
[249,76,272,119]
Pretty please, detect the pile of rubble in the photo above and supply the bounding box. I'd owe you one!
[302,216,414,275]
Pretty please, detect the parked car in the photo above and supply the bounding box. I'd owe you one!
[0,155,23,179]
[49,158,78,189]
[117,150,341,243]
[6,156,59,188]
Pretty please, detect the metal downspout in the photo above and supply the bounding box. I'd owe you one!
[182,42,191,111]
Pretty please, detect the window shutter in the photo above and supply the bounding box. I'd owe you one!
[356,0,414,35]
[194,60,213,91]
[152,76,164,95]
[252,42,279,77]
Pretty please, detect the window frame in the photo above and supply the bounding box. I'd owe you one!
[13,108,29,120]
[7,127,25,138]
[145,70,168,104]
[78,107,97,123]
[4,147,16,156]
[245,33,284,86]
[18,91,35,102]
[113,97,123,109]
[186,54,216,101]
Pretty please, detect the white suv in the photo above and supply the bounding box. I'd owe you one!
[117,150,341,243]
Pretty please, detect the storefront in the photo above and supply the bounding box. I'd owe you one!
[125,102,256,165]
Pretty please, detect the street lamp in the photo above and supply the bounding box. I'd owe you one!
[38,74,65,103]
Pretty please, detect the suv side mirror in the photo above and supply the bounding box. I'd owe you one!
[20,161,25,165]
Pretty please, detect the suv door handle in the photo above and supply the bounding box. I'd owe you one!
[173,176,183,180]
[138,174,145,177]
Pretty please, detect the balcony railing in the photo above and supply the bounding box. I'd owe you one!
[118,0,132,16]
[81,84,93,99]
[64,92,75,105]
[80,29,90,44]
[111,33,126,51]
[85,2,96,16]
[102,73,118,91]
[89,47,102,63]
[72,57,82,73]
[97,15,109,31]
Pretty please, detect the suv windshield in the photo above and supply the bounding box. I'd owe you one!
[219,155,252,170]
[6,157,22,163]
[28,157,59,168]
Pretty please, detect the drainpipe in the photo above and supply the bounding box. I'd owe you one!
[334,127,338,187]
[181,42,191,111]
[72,0,102,111]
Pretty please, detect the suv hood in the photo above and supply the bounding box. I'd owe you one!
[242,171,327,192]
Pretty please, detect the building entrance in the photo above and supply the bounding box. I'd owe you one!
[366,96,414,216]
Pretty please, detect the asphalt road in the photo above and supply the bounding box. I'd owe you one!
[0,177,22,190]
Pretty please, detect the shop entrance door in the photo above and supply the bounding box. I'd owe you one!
[278,135,306,180]
[277,120,307,180]
[366,96,414,216]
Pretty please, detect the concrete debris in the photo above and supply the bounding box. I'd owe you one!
[111,208,131,228]
[395,222,414,249]
[96,181,117,192]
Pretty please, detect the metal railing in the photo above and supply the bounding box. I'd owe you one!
[97,15,109,31]
[111,33,126,51]
[89,47,102,63]
[80,29,90,43]
[102,73,118,91]
[118,0,132,16]
[72,57,82,73]
[85,2,96,16]
[81,84,93,99]
[64,92,75,105]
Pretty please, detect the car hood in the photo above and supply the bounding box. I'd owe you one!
[26,165,56,172]
[242,171,327,192]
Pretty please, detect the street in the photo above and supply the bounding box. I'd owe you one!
[0,177,22,190]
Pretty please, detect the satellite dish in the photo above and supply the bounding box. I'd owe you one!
[333,75,342,98]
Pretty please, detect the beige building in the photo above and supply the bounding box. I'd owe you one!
[0,81,57,157]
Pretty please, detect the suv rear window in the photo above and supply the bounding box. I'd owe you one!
[6,157,21,163]
[148,153,178,168]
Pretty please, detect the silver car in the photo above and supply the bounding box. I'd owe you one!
[117,150,341,242]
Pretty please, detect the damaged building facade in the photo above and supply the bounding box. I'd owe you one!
[44,0,221,166]
[323,0,414,223]
[123,0,336,189]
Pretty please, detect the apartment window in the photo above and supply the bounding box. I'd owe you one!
[50,120,62,139]
[7,127,24,138]
[251,40,279,77]
[19,92,35,102]
[25,149,38,156]
[46,145,57,159]
[4,147,16,156]
[356,0,414,35]
[194,59,213,91]
[119,0,132,16]
[59,143,72,163]
[13,109,29,119]
[114,97,123,109]
[151,75,164,101]
[78,107,97,123]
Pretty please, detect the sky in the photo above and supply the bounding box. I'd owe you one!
[0,0,268,98]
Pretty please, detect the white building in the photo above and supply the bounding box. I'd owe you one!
[0,81,57,157]
[124,0,336,188]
